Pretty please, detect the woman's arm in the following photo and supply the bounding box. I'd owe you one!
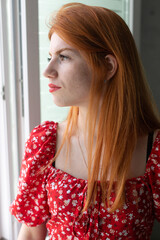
[18,223,47,240]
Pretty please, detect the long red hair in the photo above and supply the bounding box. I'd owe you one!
[47,3,160,212]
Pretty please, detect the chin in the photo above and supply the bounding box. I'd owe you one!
[52,96,80,108]
[53,102,66,107]
[52,99,70,107]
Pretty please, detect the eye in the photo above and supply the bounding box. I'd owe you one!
[59,54,70,61]
[47,57,52,62]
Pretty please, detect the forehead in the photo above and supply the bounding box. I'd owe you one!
[50,33,74,51]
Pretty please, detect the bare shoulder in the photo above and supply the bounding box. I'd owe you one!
[57,120,67,135]
[55,120,67,167]
[153,129,160,142]
[56,120,67,146]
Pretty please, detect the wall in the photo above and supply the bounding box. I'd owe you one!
[141,0,160,112]
[140,1,160,239]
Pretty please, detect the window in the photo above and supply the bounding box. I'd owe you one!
[0,0,21,239]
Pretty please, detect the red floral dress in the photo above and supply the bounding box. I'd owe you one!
[10,121,160,239]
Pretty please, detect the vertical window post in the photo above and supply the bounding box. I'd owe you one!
[20,0,40,140]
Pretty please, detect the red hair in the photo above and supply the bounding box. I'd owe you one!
[47,3,160,212]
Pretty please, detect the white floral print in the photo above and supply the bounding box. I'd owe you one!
[10,121,160,239]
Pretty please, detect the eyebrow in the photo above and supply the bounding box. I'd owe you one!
[49,47,78,56]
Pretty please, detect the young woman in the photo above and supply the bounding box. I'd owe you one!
[10,3,160,240]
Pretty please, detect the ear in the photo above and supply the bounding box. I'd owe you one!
[105,54,118,81]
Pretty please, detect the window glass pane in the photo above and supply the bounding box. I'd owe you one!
[38,0,130,123]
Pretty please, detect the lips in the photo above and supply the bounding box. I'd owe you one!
[48,83,61,93]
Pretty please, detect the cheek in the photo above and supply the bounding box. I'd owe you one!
[73,63,92,89]
[59,60,92,94]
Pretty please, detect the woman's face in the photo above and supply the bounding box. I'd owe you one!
[43,33,92,107]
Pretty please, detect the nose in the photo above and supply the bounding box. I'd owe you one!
[43,60,58,79]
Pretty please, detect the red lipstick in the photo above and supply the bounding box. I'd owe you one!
[48,83,61,93]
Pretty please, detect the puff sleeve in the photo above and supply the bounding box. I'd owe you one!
[9,121,57,226]
[147,131,160,222]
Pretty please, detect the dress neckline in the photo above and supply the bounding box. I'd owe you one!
[52,122,160,184]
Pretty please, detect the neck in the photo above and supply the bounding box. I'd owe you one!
[77,106,88,134]
[77,106,98,140]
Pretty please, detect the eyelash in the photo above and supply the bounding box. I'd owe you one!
[47,54,70,62]
[59,54,70,61]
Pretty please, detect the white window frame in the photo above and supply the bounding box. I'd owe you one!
[129,0,142,51]
[0,0,20,239]
[21,0,40,140]
[0,0,40,239]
